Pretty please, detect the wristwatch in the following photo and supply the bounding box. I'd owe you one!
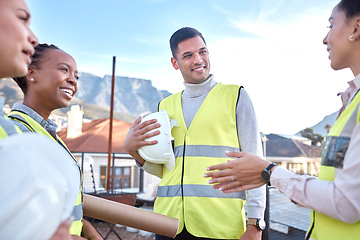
[261,163,276,186]
[247,218,266,231]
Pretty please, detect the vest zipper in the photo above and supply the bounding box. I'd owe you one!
[181,137,186,199]
[181,137,186,224]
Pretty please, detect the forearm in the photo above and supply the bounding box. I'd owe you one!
[236,88,263,158]
[237,89,266,218]
[142,161,163,178]
[246,185,266,219]
[131,151,146,166]
[271,166,360,223]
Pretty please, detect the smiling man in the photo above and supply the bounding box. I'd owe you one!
[124,27,266,240]
[170,33,210,85]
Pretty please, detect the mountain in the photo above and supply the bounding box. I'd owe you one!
[0,73,172,122]
[309,111,338,136]
[0,78,24,107]
[297,111,338,137]
[76,72,171,117]
[1,74,337,135]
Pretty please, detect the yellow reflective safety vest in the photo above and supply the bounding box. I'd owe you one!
[156,83,246,239]
[0,116,22,139]
[308,90,360,240]
[8,110,83,236]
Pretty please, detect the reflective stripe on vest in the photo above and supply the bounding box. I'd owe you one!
[308,90,360,240]
[72,203,84,221]
[156,84,246,239]
[0,116,21,139]
[8,111,83,236]
[157,184,246,199]
[174,145,240,158]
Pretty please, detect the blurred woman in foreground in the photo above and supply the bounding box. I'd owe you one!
[0,0,76,239]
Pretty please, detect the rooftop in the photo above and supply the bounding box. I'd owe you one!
[58,118,131,153]
[265,134,322,158]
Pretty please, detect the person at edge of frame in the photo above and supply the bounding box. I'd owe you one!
[205,1,360,240]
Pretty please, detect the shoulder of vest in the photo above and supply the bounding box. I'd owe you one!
[217,83,242,90]
[165,91,182,100]
[0,116,22,136]
[215,84,242,100]
[8,111,35,132]
[160,92,182,105]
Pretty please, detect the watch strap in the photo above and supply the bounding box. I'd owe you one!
[247,218,265,231]
[247,218,257,226]
[262,163,276,186]
[266,163,276,172]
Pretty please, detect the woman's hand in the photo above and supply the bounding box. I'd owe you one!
[50,217,73,240]
[204,151,271,192]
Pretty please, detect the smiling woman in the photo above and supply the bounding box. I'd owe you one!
[12,43,78,120]
[8,43,102,239]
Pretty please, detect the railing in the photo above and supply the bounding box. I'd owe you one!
[72,152,144,195]
[73,152,315,239]
[267,186,310,239]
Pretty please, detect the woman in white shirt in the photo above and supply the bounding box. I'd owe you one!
[205,1,360,239]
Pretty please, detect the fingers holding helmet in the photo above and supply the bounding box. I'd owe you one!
[137,117,161,139]
[137,110,177,171]
[124,116,161,157]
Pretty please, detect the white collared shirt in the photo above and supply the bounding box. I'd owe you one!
[271,74,360,223]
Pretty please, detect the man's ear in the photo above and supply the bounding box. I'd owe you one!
[171,57,179,70]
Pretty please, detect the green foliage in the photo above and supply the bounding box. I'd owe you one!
[325,124,332,133]
[300,128,324,146]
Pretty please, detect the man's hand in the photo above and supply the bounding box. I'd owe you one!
[204,151,271,192]
[239,224,262,240]
[123,116,161,165]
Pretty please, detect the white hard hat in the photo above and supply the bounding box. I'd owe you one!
[138,109,178,171]
[0,133,80,240]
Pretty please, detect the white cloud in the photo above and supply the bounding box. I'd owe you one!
[206,5,351,134]
[70,0,348,135]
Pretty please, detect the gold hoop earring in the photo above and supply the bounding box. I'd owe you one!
[349,35,355,41]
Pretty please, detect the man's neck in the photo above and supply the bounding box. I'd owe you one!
[183,74,216,98]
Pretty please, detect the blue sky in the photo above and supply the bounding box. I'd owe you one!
[27,0,351,134]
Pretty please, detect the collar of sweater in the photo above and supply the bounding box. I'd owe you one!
[183,74,217,98]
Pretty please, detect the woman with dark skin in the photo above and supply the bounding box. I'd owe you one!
[10,43,102,240]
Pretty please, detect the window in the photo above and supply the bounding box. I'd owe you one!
[100,166,131,189]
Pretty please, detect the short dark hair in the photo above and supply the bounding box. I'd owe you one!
[338,0,360,19]
[13,43,62,94]
[169,27,206,58]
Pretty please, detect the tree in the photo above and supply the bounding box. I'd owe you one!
[325,124,332,134]
[300,128,324,146]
